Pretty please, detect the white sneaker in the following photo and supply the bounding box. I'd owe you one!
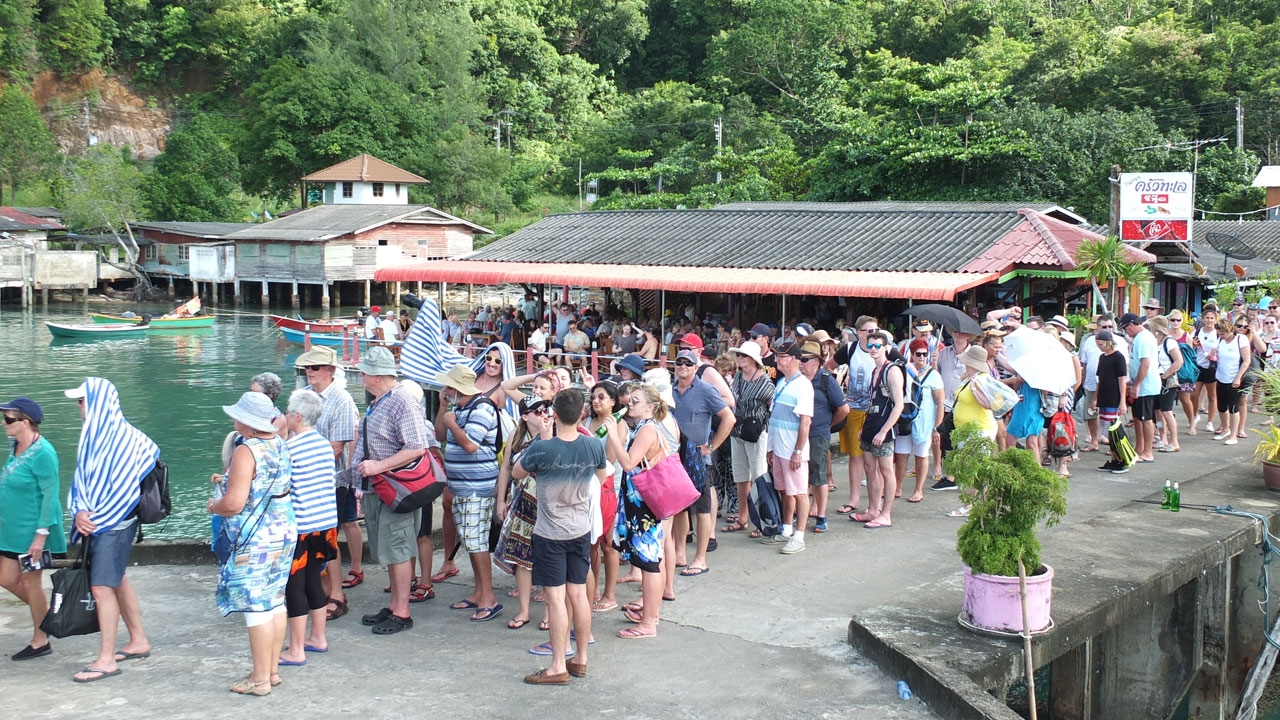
[1213,433,1229,441]
[1224,438,1239,445]
[1206,422,1216,434]
[781,537,806,554]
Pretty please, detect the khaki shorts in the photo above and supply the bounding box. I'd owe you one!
[838,409,867,456]
[362,493,419,566]
[1082,389,1099,419]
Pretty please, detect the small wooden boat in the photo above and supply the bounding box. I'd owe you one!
[90,313,216,329]
[47,321,148,340]
[271,315,361,334]
[279,326,402,350]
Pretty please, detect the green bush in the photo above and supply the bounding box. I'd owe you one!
[944,423,1068,577]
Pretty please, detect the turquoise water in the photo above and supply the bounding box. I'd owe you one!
[0,303,360,539]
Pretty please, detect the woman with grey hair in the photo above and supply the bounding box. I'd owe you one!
[250,373,288,436]
[279,390,338,665]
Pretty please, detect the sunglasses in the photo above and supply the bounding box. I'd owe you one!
[485,356,502,365]
[3,416,22,425]
[866,343,884,350]
[304,365,327,371]
[674,360,696,367]
[1236,325,1249,329]
[628,397,649,406]
[913,351,929,357]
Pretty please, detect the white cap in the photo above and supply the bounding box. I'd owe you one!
[63,382,87,399]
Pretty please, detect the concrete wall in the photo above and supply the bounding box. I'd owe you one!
[34,250,97,289]
[322,181,409,205]
[189,244,234,282]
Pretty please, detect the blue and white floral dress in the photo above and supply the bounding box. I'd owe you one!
[216,436,296,616]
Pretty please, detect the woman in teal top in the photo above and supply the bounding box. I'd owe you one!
[0,397,68,660]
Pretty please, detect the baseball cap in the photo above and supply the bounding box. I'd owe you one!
[794,322,813,337]
[1095,329,1115,343]
[912,319,933,331]
[678,332,704,349]
[675,349,700,365]
[1117,312,1141,330]
[0,397,43,424]
[775,341,803,359]
[749,323,771,338]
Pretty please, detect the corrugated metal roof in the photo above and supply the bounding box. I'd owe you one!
[717,201,1091,226]
[1193,220,1280,264]
[0,207,65,232]
[14,207,64,219]
[375,260,999,301]
[468,209,1022,272]
[963,211,1155,274]
[301,154,429,184]
[131,221,253,238]
[225,205,489,242]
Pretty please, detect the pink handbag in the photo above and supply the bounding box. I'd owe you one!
[631,452,700,519]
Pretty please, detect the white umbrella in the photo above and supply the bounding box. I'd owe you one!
[1001,327,1075,395]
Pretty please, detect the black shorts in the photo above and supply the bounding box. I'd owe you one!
[1132,395,1158,422]
[336,486,359,524]
[692,462,715,514]
[530,533,590,587]
[1158,386,1178,413]
[0,550,17,560]
[417,499,434,538]
[1198,366,1217,384]
[1218,383,1242,414]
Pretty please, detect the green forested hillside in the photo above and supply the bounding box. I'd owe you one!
[1,0,1278,232]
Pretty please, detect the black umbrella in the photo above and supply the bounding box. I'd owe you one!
[907,304,982,335]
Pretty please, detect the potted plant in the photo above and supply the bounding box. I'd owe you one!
[944,424,1068,635]
[1253,425,1280,492]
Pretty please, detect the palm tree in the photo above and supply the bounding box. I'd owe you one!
[1075,236,1131,314]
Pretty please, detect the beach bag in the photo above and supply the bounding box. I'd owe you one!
[40,539,99,639]
[747,474,783,537]
[362,420,444,513]
[631,453,700,519]
[1048,411,1077,458]
[1176,343,1199,384]
[895,367,930,435]
[972,374,1020,418]
[677,433,708,494]
[1108,419,1137,467]
[136,459,171,524]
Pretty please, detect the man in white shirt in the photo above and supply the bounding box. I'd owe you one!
[379,311,400,342]
[529,321,550,355]
[364,305,382,339]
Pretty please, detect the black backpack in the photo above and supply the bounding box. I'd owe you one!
[895,366,929,435]
[137,459,171,524]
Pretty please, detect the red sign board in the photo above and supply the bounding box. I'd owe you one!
[1120,219,1187,241]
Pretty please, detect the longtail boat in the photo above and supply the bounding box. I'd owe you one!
[47,322,148,340]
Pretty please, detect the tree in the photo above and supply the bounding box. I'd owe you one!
[58,145,150,290]
[0,84,58,206]
[38,0,114,76]
[1075,236,1151,314]
[143,116,241,221]
[0,0,39,79]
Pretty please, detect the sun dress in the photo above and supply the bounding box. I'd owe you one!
[614,419,675,574]
[216,436,297,616]
[493,432,537,575]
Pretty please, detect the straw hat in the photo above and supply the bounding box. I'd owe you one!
[223,391,279,434]
[730,340,764,367]
[810,329,835,345]
[642,368,676,408]
[1147,316,1171,336]
[354,347,397,376]
[436,365,480,396]
[295,345,338,368]
[1047,315,1070,331]
[959,346,989,372]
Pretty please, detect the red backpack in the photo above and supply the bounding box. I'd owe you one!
[1048,410,1077,458]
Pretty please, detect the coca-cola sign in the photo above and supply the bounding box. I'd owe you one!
[1119,172,1194,242]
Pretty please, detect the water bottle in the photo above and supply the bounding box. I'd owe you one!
[1161,479,1172,510]
[897,680,912,700]
[1171,482,1181,512]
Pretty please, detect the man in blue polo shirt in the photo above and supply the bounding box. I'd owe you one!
[669,350,735,576]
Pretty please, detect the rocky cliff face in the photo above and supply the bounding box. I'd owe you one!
[32,70,171,160]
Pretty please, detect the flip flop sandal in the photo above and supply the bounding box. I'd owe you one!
[836,504,857,515]
[507,618,530,630]
[617,627,656,640]
[907,496,923,503]
[591,600,619,612]
[850,512,877,523]
[469,605,504,622]
[450,599,479,610]
[341,570,364,589]
[623,607,645,623]
[748,529,764,539]
[430,567,460,583]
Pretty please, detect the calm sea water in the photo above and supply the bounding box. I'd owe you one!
[0,303,363,540]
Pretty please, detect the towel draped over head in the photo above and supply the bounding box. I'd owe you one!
[67,377,159,536]
[398,296,519,417]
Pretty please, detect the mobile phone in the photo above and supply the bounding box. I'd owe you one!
[18,550,53,572]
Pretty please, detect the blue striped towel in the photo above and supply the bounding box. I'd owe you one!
[399,296,519,417]
[67,377,160,537]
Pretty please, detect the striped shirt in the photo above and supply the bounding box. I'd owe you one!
[67,377,159,535]
[309,380,358,478]
[731,370,775,421]
[444,397,499,498]
[287,430,338,533]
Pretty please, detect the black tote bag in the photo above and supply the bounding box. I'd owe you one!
[41,537,100,639]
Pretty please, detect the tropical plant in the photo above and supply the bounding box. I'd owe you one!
[1253,368,1280,420]
[943,423,1068,577]
[1253,425,1280,466]
[1075,235,1128,315]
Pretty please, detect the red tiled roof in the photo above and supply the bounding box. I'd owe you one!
[961,209,1156,274]
[300,154,428,184]
[375,260,1000,301]
[0,207,66,233]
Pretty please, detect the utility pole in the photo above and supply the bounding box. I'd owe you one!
[500,108,515,155]
[494,121,501,151]
[714,116,723,184]
[578,159,583,211]
[1237,97,1244,149]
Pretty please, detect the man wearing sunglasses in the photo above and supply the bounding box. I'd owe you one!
[765,342,814,554]
[670,350,735,573]
[1119,313,1159,463]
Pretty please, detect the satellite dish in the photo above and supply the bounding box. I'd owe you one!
[1206,232,1256,260]
[1192,262,1207,276]
[1234,264,1247,278]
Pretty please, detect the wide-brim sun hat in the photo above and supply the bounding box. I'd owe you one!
[1147,316,1171,336]
[618,353,646,377]
[642,368,676,408]
[223,391,279,434]
[295,346,339,368]
[960,345,989,371]
[730,340,764,367]
[436,365,480,395]
[354,346,398,376]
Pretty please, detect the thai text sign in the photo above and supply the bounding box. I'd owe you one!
[1119,172,1193,241]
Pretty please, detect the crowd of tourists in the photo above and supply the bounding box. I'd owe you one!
[3,293,1275,692]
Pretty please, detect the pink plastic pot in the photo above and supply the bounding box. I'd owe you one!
[961,564,1054,635]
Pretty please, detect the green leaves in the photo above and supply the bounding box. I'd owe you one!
[0,84,58,205]
[143,116,241,221]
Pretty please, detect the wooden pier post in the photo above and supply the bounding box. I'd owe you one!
[234,279,242,306]
[291,280,300,309]
[363,280,371,308]
[322,282,331,311]
[260,280,270,307]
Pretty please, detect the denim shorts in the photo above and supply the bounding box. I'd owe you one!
[89,518,138,588]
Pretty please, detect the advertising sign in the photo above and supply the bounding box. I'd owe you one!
[1119,172,1194,241]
